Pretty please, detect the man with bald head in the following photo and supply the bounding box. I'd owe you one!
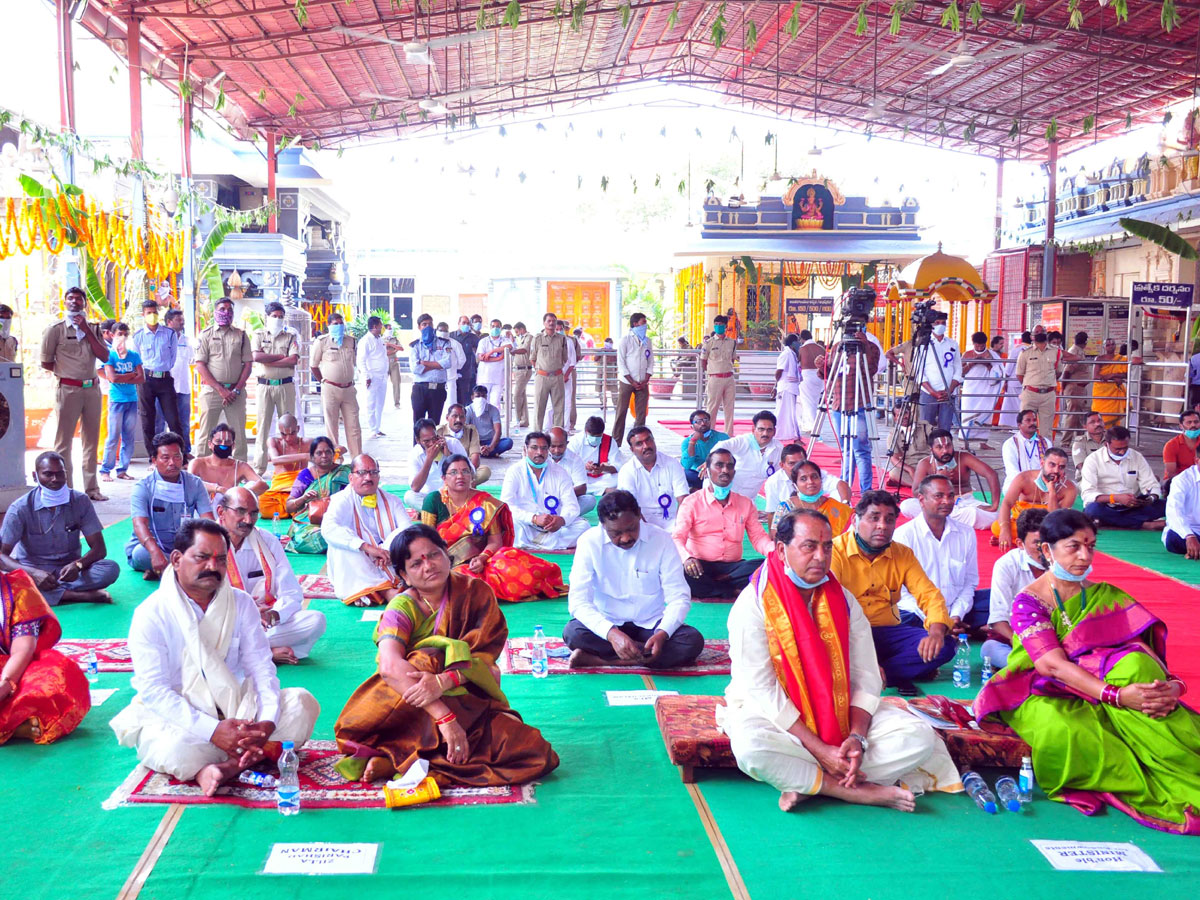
[216,488,326,664]
[321,453,412,606]
[260,413,312,520]
[548,426,596,514]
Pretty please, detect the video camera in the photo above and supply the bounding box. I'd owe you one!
[833,288,877,351]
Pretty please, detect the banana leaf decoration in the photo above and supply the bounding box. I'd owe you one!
[1118,217,1198,260]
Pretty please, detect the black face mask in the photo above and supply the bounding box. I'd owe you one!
[212,444,234,459]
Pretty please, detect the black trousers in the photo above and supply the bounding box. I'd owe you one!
[562,619,705,669]
[138,375,183,455]
[411,381,447,425]
[456,372,476,410]
[685,559,763,599]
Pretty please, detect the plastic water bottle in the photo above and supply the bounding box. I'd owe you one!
[981,654,994,686]
[85,648,99,685]
[530,625,549,679]
[962,770,998,814]
[272,512,281,535]
[276,740,300,815]
[952,635,971,689]
[995,776,1022,812]
[1018,756,1036,803]
[239,769,277,789]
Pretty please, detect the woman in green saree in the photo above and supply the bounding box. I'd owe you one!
[285,436,351,554]
[976,509,1200,834]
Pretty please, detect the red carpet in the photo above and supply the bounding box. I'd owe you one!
[56,639,132,673]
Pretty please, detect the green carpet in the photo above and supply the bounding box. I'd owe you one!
[1095,528,1200,587]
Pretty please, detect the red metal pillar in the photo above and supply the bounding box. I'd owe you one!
[266,130,278,234]
[56,0,76,131]
[994,155,1004,251]
[180,97,193,179]
[128,16,144,160]
[1041,140,1058,298]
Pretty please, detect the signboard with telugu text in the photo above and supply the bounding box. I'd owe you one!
[1131,281,1194,309]
[786,297,836,316]
[1066,301,1105,349]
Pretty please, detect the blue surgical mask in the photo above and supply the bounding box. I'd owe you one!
[527,458,548,470]
[798,490,823,503]
[490,327,501,337]
[420,325,435,345]
[785,561,829,590]
[632,324,648,340]
[712,484,732,500]
[471,321,482,332]
[1186,428,1200,440]
[1051,560,1092,583]
[713,323,727,335]
[460,324,470,333]
[1021,550,1046,570]
[1107,449,1128,462]
[586,434,602,447]
[330,323,345,342]
[702,429,712,439]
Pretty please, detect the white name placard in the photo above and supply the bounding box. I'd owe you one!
[262,842,380,876]
[1031,841,1161,873]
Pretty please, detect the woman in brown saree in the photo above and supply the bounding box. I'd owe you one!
[334,523,559,785]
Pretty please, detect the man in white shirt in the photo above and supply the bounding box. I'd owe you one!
[712,410,783,499]
[216,488,326,664]
[616,426,689,529]
[1164,457,1200,558]
[405,418,473,509]
[500,431,588,550]
[155,308,194,456]
[438,321,468,407]
[356,315,390,439]
[1079,425,1166,529]
[1000,408,1049,493]
[110,519,319,793]
[613,312,653,445]
[568,415,626,496]
[476,318,508,407]
[917,313,962,432]
[564,490,703,669]
[548,426,595,514]
[322,454,412,607]
[718,508,960,813]
[985,507,1048,668]
[893,475,988,632]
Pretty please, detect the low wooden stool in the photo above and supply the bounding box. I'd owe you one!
[654,695,738,784]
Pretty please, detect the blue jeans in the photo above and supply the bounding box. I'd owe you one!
[156,392,192,454]
[1083,499,1167,529]
[831,408,872,493]
[101,399,138,474]
[480,437,513,458]
[870,622,958,684]
[919,392,957,431]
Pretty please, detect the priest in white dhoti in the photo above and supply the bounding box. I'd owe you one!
[501,431,588,550]
[111,519,319,795]
[322,454,412,607]
[568,415,626,497]
[774,335,803,443]
[216,487,326,664]
[718,508,962,813]
[797,332,825,435]
[960,333,1003,447]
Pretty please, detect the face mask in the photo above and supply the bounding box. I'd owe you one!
[1107,449,1127,462]
[460,324,470,333]
[632,324,648,339]
[713,324,727,335]
[1185,429,1200,440]
[114,335,128,352]
[267,317,284,335]
[586,434,602,447]
[212,443,233,459]
[712,484,731,500]
[551,452,564,462]
[215,308,234,327]
[37,484,71,508]
[144,313,159,327]
[785,561,829,591]
[490,327,501,337]
[933,324,947,337]
[527,458,547,470]
[471,321,482,332]
[1021,550,1046,570]
[420,325,435,346]
[604,340,613,347]
[854,532,889,556]
[1050,559,1092,583]
[471,398,487,414]
[436,329,449,339]
[330,323,345,343]
[798,490,823,503]
[0,320,10,338]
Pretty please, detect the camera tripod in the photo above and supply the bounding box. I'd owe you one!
[808,321,878,493]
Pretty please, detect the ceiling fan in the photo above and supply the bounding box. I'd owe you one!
[895,36,1056,78]
[330,26,488,65]
[362,88,486,117]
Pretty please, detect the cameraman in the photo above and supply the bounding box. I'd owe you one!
[915,311,962,431]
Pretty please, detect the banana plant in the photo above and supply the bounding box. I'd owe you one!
[1118,217,1198,260]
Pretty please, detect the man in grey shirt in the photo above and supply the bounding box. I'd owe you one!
[465,385,513,458]
[126,431,215,577]
[0,451,119,604]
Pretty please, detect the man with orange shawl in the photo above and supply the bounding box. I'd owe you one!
[718,508,960,812]
[258,414,309,520]
[0,568,90,744]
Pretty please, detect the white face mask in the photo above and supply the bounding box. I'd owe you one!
[471,398,487,414]
[933,324,948,337]
[0,320,11,338]
[36,484,72,509]
[267,316,285,335]
[436,330,449,339]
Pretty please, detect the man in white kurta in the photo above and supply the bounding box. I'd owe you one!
[111,521,319,791]
[322,455,412,606]
[1000,410,1049,493]
[713,413,783,499]
[217,488,326,663]
[960,334,1003,445]
[616,426,689,529]
[797,333,825,435]
[568,415,626,496]
[718,509,960,810]
[774,336,802,443]
[405,422,471,509]
[356,316,390,438]
[476,320,508,407]
[549,426,596,515]
[501,431,588,550]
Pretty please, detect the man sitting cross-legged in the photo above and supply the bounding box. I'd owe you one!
[564,490,703,669]
[994,447,1076,549]
[831,490,955,694]
[500,431,589,551]
[259,414,311,521]
[128,431,215,579]
[110,519,320,796]
[437,403,492,485]
[189,423,268,507]
[568,415,626,496]
[672,448,773,599]
[898,429,1001,530]
[719,508,961,813]
[1079,425,1167,530]
[322,454,413,607]
[216,488,327,664]
[548,426,595,515]
[617,426,690,529]
[405,418,473,510]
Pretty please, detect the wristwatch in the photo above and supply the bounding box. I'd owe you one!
[849,732,869,753]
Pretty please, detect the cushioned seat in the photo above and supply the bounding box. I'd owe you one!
[940,725,1031,769]
[654,695,737,783]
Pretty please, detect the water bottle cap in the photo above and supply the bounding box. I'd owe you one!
[281,740,294,750]
[984,801,997,814]
[1006,800,1021,813]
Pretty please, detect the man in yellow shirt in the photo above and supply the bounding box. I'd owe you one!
[831,490,955,694]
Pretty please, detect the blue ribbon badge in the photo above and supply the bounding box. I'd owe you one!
[766,462,776,477]
[658,492,673,519]
[544,495,561,516]
[469,506,486,536]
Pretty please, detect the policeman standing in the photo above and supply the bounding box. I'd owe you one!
[531,312,568,429]
[701,314,738,437]
[309,311,362,456]
[194,297,253,460]
[252,301,300,473]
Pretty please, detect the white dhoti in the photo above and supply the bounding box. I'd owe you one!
[960,378,999,442]
[322,489,412,604]
[364,375,388,434]
[403,489,428,510]
[899,495,997,530]
[512,516,589,551]
[775,380,801,442]
[799,370,824,434]
[997,373,1021,429]
[717,702,961,796]
[267,609,327,659]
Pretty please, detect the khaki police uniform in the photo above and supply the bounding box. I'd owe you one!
[701,334,738,435]
[310,333,362,456]
[253,327,300,472]
[195,323,253,460]
[531,331,567,429]
[0,334,18,363]
[41,320,105,495]
[511,332,534,427]
[387,338,404,408]
[1015,344,1061,439]
[566,334,582,429]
